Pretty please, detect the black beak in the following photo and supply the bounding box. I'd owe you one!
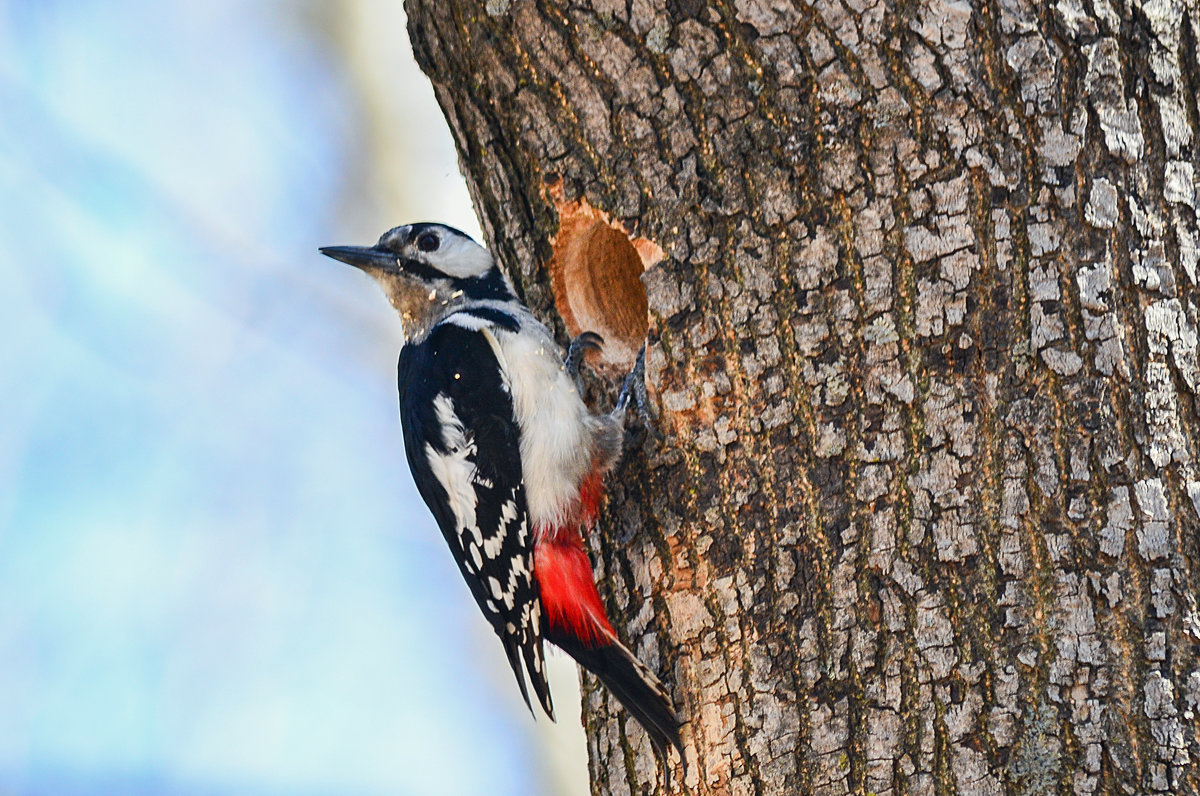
[319,245,398,272]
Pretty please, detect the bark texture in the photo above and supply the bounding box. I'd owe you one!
[405,1,1200,793]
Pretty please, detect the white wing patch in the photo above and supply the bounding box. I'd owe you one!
[425,393,485,569]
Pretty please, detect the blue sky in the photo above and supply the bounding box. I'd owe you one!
[0,1,581,793]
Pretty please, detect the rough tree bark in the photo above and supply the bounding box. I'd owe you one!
[404,1,1200,793]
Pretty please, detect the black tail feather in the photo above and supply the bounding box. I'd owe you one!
[502,635,534,715]
[523,637,555,721]
[550,632,684,760]
[502,634,555,722]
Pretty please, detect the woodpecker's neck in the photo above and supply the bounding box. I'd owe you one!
[372,268,519,340]
[370,272,461,340]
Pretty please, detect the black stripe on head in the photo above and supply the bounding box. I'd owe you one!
[398,257,453,283]
[394,252,516,301]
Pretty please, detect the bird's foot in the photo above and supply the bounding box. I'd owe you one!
[565,331,604,391]
[615,344,658,436]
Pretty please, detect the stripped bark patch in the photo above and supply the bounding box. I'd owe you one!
[546,180,661,369]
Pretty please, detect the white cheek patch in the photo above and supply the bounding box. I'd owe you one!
[424,234,495,279]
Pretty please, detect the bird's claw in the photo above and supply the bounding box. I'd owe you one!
[566,331,604,390]
[616,344,658,436]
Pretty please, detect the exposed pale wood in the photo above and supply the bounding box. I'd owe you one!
[548,183,655,368]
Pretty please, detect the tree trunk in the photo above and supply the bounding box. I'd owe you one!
[404,1,1200,793]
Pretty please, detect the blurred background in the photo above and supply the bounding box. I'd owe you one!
[0,1,588,794]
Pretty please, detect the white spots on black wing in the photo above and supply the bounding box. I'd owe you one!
[471,486,534,617]
[482,529,504,558]
[482,492,521,558]
[482,560,531,612]
[462,525,483,548]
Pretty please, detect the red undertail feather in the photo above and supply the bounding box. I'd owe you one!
[534,469,614,645]
[534,531,616,646]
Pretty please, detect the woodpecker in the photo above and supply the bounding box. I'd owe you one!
[321,223,683,758]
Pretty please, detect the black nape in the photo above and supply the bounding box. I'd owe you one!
[460,268,516,302]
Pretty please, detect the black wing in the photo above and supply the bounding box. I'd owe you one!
[397,315,553,719]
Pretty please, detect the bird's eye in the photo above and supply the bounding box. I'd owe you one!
[417,233,440,253]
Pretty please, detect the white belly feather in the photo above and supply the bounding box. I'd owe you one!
[487,321,594,531]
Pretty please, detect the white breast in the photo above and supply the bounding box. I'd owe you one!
[488,321,594,531]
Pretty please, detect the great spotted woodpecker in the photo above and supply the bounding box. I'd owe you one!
[321,223,683,758]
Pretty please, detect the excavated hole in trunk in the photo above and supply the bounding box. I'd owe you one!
[548,185,662,370]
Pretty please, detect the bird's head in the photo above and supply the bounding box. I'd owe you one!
[321,223,516,335]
